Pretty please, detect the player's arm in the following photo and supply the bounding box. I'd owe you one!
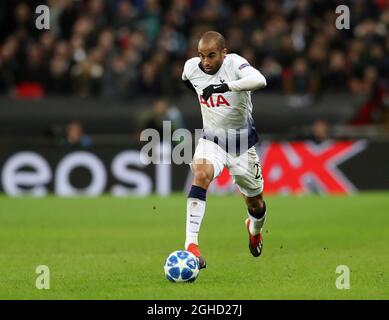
[183,80,196,93]
[182,62,196,94]
[226,60,267,92]
[202,57,267,101]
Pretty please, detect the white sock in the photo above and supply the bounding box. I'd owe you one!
[248,210,266,236]
[185,198,206,249]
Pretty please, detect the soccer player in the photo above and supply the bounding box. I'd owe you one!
[182,31,268,269]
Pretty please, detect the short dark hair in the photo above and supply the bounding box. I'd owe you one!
[199,31,226,50]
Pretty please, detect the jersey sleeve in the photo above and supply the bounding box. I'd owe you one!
[182,64,188,81]
[182,59,194,81]
[226,54,267,92]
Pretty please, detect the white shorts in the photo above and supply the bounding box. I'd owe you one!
[191,138,264,197]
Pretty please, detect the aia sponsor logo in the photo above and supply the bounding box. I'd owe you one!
[199,95,231,108]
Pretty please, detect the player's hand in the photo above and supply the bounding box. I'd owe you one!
[202,83,229,101]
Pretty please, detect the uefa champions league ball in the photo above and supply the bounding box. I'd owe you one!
[164,250,200,283]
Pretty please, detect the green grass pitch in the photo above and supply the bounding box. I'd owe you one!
[0,193,388,300]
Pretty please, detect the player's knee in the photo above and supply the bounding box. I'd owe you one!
[247,198,266,219]
[193,170,212,189]
[246,196,265,211]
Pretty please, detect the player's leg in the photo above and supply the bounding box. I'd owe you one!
[185,138,225,268]
[185,160,213,269]
[229,147,266,257]
[185,159,213,250]
[243,193,266,257]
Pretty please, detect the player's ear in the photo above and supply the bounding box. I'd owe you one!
[222,48,227,57]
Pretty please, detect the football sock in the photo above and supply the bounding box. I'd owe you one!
[185,185,207,250]
[248,201,266,236]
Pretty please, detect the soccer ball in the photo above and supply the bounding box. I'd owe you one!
[164,250,200,283]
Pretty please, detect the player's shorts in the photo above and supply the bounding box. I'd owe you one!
[190,138,264,197]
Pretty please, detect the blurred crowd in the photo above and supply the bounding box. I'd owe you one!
[0,0,389,100]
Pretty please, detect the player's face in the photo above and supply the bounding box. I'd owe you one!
[198,41,226,75]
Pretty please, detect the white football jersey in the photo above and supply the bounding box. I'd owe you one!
[182,53,266,152]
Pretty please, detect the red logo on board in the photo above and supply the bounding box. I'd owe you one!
[210,141,366,194]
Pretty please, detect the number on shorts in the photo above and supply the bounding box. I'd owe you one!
[253,162,261,180]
